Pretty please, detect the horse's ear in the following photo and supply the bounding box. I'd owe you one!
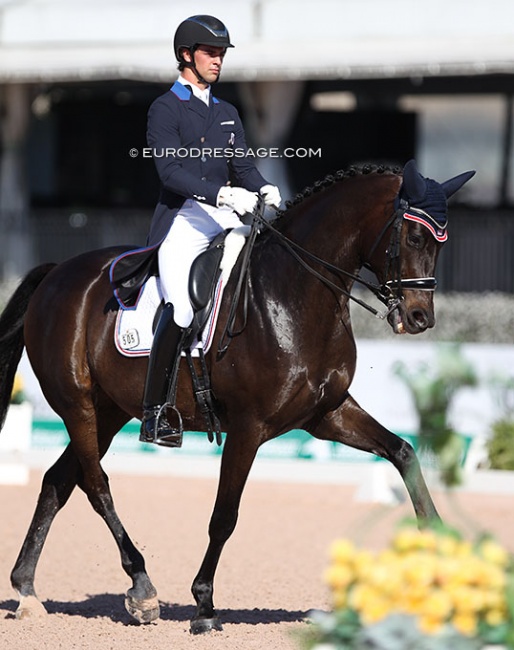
[402,159,427,202]
[441,170,476,199]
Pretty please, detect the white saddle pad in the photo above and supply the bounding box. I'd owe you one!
[114,226,250,358]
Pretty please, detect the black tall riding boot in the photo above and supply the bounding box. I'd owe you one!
[140,303,190,447]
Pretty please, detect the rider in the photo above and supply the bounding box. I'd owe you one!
[140,15,281,446]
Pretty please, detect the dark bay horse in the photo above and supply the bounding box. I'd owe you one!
[0,161,474,632]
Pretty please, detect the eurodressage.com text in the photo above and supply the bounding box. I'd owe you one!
[129,147,322,159]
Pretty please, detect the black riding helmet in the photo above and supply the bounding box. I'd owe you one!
[174,15,234,63]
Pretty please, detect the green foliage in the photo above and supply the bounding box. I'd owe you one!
[487,420,514,471]
[487,373,514,470]
[393,344,477,487]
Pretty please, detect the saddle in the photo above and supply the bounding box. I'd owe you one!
[152,231,227,349]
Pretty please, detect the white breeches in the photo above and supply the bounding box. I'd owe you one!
[158,200,242,328]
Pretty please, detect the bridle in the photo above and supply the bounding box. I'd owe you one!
[218,198,441,354]
[363,200,438,313]
[256,199,439,318]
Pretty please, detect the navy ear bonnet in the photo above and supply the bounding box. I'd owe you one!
[395,159,475,227]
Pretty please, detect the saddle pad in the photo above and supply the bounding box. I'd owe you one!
[114,226,250,358]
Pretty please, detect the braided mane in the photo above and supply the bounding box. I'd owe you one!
[277,163,401,217]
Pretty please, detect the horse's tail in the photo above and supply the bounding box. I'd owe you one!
[0,263,57,431]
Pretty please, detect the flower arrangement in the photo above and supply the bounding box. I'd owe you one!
[307,524,514,649]
[10,372,27,405]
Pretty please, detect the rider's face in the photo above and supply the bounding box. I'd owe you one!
[183,45,226,85]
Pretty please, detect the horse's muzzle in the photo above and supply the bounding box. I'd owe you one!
[388,300,435,335]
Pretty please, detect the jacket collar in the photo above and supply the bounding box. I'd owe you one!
[170,81,220,105]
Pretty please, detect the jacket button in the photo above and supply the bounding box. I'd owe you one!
[201,176,206,181]
[200,136,205,143]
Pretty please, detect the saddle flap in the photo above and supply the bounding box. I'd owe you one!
[189,232,226,312]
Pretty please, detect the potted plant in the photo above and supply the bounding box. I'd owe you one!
[305,524,514,649]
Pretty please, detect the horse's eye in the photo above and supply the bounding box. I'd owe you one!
[408,234,423,248]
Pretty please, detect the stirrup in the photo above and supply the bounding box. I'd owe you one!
[140,404,183,448]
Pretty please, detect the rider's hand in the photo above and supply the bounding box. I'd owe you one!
[217,187,259,216]
[259,184,282,209]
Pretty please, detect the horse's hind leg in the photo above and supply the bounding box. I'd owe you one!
[11,445,82,618]
[190,431,259,634]
[308,393,440,523]
[65,411,159,624]
[12,413,158,623]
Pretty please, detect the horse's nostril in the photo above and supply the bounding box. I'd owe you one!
[412,309,429,329]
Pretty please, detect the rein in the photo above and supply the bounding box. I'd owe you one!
[253,208,409,318]
[217,200,438,355]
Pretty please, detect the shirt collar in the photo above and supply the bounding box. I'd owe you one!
[177,75,211,106]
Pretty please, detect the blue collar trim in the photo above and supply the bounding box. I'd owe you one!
[170,81,219,104]
[170,81,191,101]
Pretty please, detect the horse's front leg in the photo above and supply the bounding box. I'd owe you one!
[190,430,259,634]
[307,393,440,523]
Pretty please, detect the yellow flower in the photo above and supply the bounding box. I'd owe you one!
[416,530,438,552]
[332,590,347,609]
[452,612,478,636]
[455,540,473,558]
[367,561,402,594]
[421,589,453,620]
[350,584,379,611]
[393,528,437,553]
[324,564,353,590]
[10,372,25,403]
[329,539,355,565]
[359,594,391,625]
[448,585,484,614]
[485,607,507,626]
[396,591,427,616]
[392,527,420,553]
[482,589,506,611]
[437,535,460,557]
[418,614,445,635]
[482,564,507,590]
[479,540,510,567]
[352,550,374,579]
[403,553,437,588]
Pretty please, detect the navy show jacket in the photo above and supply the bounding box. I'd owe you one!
[110,81,268,307]
[146,81,267,245]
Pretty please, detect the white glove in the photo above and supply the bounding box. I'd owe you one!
[217,187,259,216]
[260,184,282,208]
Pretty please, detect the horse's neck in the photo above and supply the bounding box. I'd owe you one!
[260,174,400,298]
[276,195,362,276]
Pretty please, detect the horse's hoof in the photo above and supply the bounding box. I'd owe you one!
[124,595,160,624]
[190,616,223,635]
[16,595,48,620]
